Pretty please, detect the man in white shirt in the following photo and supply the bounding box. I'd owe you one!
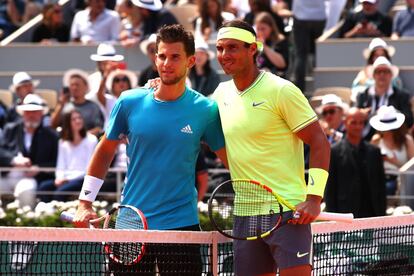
[70,0,121,43]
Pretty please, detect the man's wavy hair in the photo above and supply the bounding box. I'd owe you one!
[156,24,195,57]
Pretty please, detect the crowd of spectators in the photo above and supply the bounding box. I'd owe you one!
[0,0,414,217]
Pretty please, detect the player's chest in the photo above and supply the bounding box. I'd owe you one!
[217,94,278,135]
[127,107,204,141]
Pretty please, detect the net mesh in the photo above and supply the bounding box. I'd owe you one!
[0,214,413,275]
[313,221,414,275]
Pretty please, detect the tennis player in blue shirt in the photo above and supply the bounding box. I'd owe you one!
[73,24,227,274]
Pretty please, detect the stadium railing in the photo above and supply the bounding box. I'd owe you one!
[1,167,414,208]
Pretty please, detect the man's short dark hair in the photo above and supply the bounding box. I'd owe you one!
[156,24,195,57]
[219,19,259,61]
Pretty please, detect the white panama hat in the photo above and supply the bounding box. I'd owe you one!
[359,0,377,4]
[131,0,163,11]
[363,37,395,60]
[90,43,124,62]
[16,93,49,115]
[106,69,138,92]
[62,68,90,88]
[9,72,40,92]
[316,94,349,114]
[139,33,157,55]
[369,105,405,131]
[369,56,399,78]
[195,38,215,59]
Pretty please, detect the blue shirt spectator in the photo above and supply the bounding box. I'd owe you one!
[392,0,414,39]
[0,0,24,39]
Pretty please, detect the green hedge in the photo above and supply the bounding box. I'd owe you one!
[0,200,229,230]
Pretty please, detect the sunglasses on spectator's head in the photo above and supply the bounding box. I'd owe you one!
[322,109,337,117]
[113,76,129,83]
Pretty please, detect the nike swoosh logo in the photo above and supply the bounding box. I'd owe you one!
[310,175,315,186]
[252,101,265,107]
[297,252,309,258]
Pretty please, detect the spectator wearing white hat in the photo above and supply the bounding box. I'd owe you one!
[370,105,414,196]
[356,56,413,140]
[317,94,348,145]
[102,69,137,176]
[93,68,137,128]
[188,38,221,97]
[6,72,40,125]
[351,37,403,102]
[106,69,137,99]
[131,0,178,38]
[138,33,159,87]
[70,0,121,43]
[339,0,392,38]
[391,0,414,39]
[51,69,104,137]
[0,94,58,208]
[88,43,125,96]
[118,0,142,48]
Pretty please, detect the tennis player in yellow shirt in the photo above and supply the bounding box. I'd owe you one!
[212,19,331,276]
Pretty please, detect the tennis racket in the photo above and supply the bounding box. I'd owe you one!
[208,179,354,240]
[61,204,147,265]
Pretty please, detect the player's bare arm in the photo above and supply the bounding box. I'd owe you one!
[295,120,330,224]
[74,135,120,228]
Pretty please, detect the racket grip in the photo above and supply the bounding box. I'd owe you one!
[60,211,75,222]
[317,212,354,223]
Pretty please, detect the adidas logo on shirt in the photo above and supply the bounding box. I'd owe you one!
[181,124,193,134]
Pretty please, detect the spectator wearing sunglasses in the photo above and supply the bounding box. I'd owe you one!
[317,94,348,145]
[31,3,70,43]
[100,69,137,126]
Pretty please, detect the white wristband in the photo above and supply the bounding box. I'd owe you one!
[79,175,104,202]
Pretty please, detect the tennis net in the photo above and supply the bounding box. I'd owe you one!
[0,214,413,275]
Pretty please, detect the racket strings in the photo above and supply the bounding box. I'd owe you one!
[105,207,146,265]
[234,181,280,217]
[210,180,284,239]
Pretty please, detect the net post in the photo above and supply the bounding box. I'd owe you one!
[211,231,219,276]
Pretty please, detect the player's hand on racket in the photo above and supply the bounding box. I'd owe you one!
[208,179,354,240]
[73,200,98,228]
[61,204,148,265]
[290,195,322,225]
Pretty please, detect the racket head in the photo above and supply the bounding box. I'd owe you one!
[208,179,284,240]
[103,205,147,265]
